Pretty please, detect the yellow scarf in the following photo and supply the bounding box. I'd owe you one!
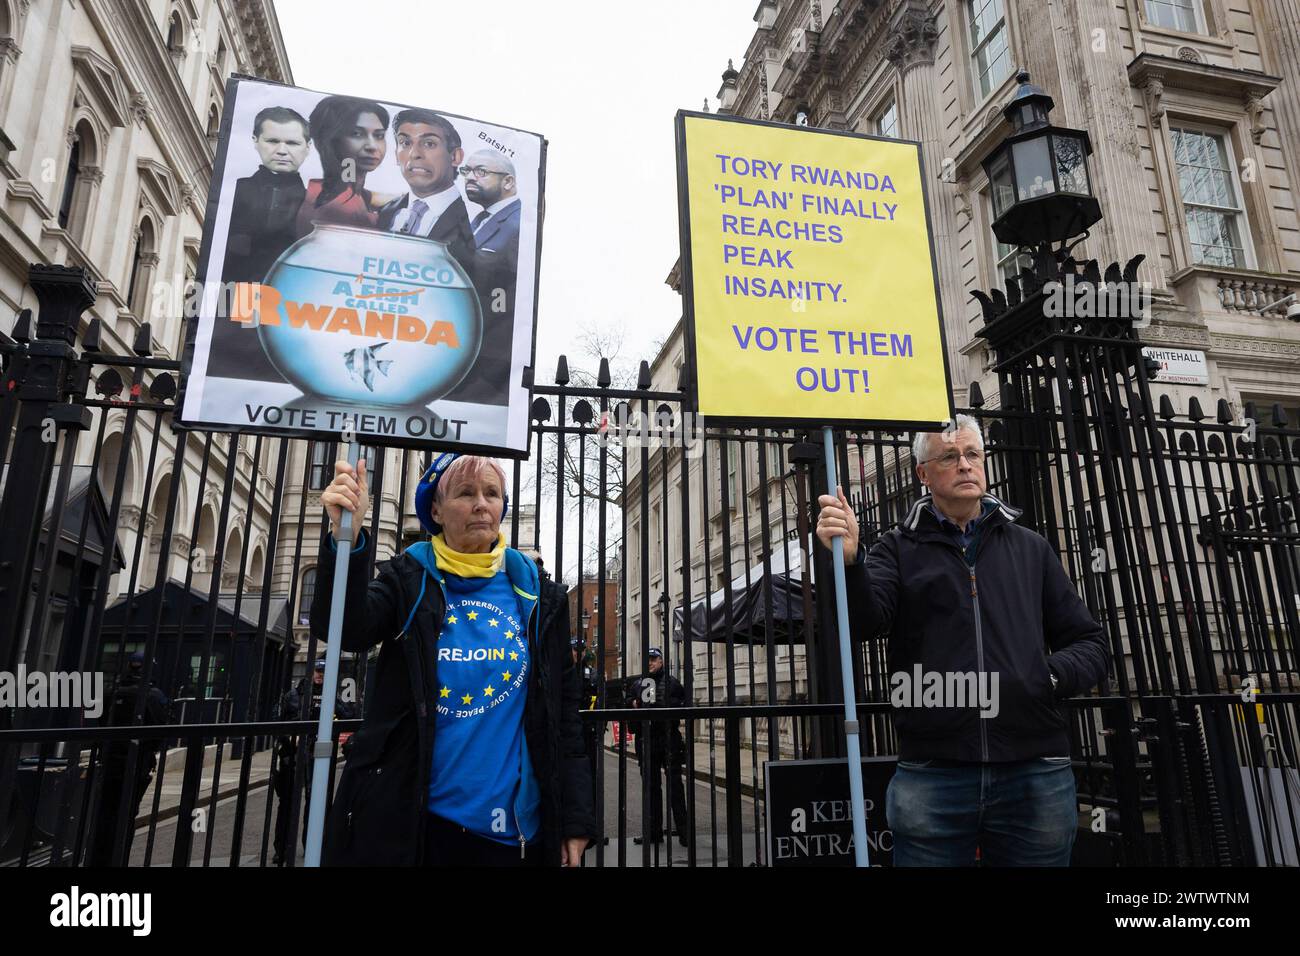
[431,531,507,578]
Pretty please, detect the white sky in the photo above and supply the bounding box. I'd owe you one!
[275,0,756,382]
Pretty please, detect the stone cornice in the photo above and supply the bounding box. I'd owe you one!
[1209,333,1300,359]
[138,157,182,216]
[70,44,130,128]
[1127,53,1280,104]
[231,0,292,84]
[1138,321,1211,347]
[84,0,214,202]
[7,177,54,219]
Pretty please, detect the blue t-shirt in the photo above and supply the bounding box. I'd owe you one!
[427,569,540,845]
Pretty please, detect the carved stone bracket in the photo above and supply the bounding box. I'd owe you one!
[953,179,972,223]
[1244,87,1268,145]
[1143,73,1165,123]
[129,92,151,126]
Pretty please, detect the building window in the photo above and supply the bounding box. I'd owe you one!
[166,11,186,55]
[309,442,331,490]
[299,568,316,625]
[57,134,81,229]
[726,441,739,510]
[1170,127,1248,269]
[650,501,661,572]
[967,0,1012,101]
[177,266,196,357]
[875,100,898,139]
[126,219,156,317]
[206,104,220,145]
[766,435,784,478]
[1144,0,1204,34]
[988,194,1033,287]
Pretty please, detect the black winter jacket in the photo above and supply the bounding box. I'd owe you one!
[310,533,598,865]
[846,494,1110,762]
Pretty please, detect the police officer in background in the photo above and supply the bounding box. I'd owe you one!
[632,648,688,847]
[88,651,171,866]
[271,658,358,865]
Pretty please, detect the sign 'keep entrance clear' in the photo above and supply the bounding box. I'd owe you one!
[675,111,953,428]
[764,757,897,866]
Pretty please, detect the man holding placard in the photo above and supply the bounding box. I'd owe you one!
[815,415,1109,866]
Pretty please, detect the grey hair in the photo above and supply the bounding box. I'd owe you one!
[912,413,984,464]
[466,148,515,178]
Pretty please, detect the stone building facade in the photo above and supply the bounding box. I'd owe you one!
[623,0,1300,702]
[0,0,292,690]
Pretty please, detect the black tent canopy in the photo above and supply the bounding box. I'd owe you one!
[672,538,817,645]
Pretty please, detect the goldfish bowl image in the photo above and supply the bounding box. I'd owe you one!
[256,224,482,407]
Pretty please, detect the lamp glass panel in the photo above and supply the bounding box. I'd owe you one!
[1012,136,1055,200]
[1053,134,1090,195]
[989,152,1015,216]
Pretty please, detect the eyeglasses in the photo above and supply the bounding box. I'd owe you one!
[921,449,986,469]
[458,165,506,179]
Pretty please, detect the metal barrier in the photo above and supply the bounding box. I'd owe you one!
[3,263,1299,865]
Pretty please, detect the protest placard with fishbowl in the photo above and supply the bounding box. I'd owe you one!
[178,77,545,455]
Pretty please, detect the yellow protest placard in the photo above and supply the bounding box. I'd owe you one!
[675,111,952,427]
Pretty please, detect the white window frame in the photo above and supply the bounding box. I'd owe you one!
[308,442,331,490]
[965,0,1013,103]
[726,441,739,511]
[874,99,899,139]
[1142,0,1207,35]
[986,192,1034,288]
[298,568,316,626]
[766,434,784,478]
[1167,123,1254,271]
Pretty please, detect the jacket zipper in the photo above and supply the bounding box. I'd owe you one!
[969,565,989,763]
[519,594,542,861]
[965,519,992,763]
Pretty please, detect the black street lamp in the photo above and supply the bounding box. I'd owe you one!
[982,69,1101,253]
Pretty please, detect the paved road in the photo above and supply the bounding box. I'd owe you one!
[113,746,763,868]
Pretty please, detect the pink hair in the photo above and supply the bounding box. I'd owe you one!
[435,455,507,505]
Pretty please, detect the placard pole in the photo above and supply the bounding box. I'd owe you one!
[823,425,870,867]
[303,436,360,867]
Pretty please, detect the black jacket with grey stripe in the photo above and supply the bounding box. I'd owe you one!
[846,494,1110,762]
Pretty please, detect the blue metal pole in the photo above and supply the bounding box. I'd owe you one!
[304,437,361,867]
[823,426,869,866]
